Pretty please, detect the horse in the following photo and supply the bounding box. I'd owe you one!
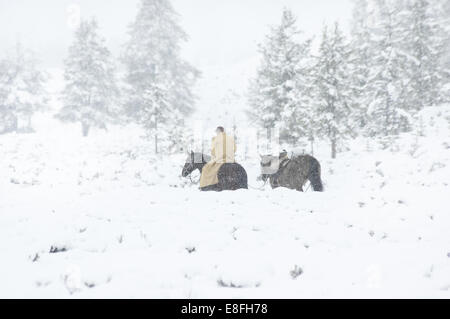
[260,151,324,192]
[182,152,248,192]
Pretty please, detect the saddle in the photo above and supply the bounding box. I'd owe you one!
[271,150,291,187]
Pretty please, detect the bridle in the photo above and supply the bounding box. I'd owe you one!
[248,177,269,191]
[183,153,205,185]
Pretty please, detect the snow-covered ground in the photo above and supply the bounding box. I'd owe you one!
[1,105,449,299]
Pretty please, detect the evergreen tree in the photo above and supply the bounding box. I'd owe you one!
[402,0,446,110]
[365,0,411,137]
[0,59,18,134]
[430,0,450,101]
[58,18,119,137]
[349,0,374,130]
[280,37,315,148]
[280,59,316,150]
[248,9,313,146]
[313,23,355,159]
[122,0,199,153]
[435,0,450,77]
[0,43,48,134]
[443,1,450,100]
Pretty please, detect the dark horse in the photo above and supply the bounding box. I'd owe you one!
[182,152,248,191]
[260,151,324,192]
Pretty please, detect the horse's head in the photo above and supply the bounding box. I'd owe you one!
[182,152,207,177]
[182,152,195,177]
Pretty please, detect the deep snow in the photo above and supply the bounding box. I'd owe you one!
[0,105,449,298]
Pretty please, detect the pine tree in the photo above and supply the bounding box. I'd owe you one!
[0,59,17,134]
[58,18,119,137]
[349,0,374,131]
[442,2,450,100]
[365,0,411,137]
[435,0,450,82]
[280,63,316,151]
[122,0,199,153]
[402,0,446,110]
[0,43,48,134]
[313,23,355,159]
[280,38,315,149]
[248,9,313,146]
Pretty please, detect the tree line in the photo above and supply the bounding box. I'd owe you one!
[248,0,450,158]
[0,0,198,154]
[1,0,449,158]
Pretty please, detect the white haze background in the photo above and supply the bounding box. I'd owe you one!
[0,0,352,68]
[0,1,352,126]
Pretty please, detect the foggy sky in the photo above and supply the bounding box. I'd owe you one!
[0,0,352,69]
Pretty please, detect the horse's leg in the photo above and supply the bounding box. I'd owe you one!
[241,172,248,189]
[295,176,306,192]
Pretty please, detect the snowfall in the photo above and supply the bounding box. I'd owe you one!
[1,99,450,298]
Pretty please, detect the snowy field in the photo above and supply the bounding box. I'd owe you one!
[1,106,449,299]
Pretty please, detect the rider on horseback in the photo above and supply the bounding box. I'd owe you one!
[199,126,237,189]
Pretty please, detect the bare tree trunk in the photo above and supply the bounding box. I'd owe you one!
[154,114,158,154]
[82,122,90,137]
[256,130,260,156]
[308,128,315,156]
[12,115,18,132]
[331,139,337,159]
[27,115,32,131]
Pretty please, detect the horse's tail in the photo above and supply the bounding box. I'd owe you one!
[308,157,324,192]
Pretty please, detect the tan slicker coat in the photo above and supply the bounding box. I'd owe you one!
[199,133,237,188]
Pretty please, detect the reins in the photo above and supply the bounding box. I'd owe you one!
[248,179,268,191]
[189,173,200,185]
[304,181,312,192]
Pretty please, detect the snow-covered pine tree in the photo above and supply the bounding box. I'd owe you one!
[248,8,313,147]
[313,23,355,159]
[349,0,375,131]
[0,57,17,134]
[280,36,315,150]
[434,0,450,85]
[401,0,447,110]
[0,43,48,134]
[122,0,199,153]
[443,2,450,100]
[0,59,16,134]
[365,0,411,138]
[430,0,450,102]
[58,18,119,137]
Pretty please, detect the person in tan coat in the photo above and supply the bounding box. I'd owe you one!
[199,126,237,188]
